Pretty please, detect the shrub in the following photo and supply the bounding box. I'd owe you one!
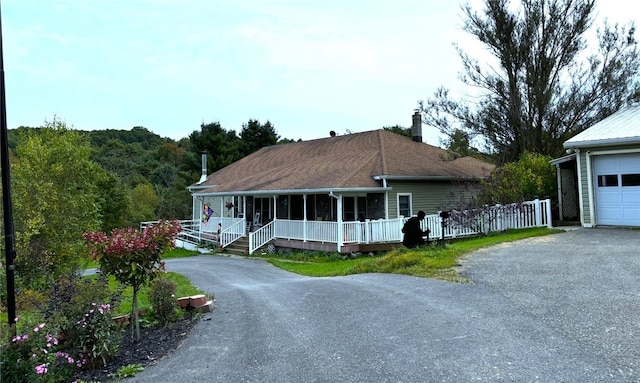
[150,277,178,326]
[16,289,46,312]
[1,319,77,383]
[76,302,121,369]
[45,272,122,349]
[478,152,556,204]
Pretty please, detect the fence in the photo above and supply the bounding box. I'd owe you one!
[145,198,552,254]
[423,198,553,240]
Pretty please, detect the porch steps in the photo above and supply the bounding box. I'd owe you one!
[223,236,250,256]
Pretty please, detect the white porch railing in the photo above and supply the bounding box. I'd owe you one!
[153,198,552,254]
[219,218,246,248]
[249,220,276,253]
[246,198,552,254]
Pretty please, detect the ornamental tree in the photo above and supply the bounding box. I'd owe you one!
[83,220,182,342]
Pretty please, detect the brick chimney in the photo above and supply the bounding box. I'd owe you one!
[411,110,422,143]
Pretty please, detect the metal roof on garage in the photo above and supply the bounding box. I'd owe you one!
[564,104,640,149]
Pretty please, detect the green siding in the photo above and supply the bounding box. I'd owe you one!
[386,181,465,217]
[577,152,591,225]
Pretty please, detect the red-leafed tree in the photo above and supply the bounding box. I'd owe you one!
[84,220,182,342]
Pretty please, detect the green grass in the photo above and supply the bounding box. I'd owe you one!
[264,227,562,282]
[85,271,206,316]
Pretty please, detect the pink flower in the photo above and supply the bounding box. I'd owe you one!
[35,364,48,375]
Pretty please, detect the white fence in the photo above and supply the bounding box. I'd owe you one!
[422,198,553,240]
[246,198,552,254]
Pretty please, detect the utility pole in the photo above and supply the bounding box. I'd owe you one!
[0,1,18,336]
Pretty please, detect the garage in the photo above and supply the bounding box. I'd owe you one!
[593,153,640,226]
[556,105,640,227]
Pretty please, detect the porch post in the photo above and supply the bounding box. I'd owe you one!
[336,194,343,252]
[384,190,389,219]
[273,195,277,221]
[198,199,203,242]
[555,164,564,220]
[303,194,308,242]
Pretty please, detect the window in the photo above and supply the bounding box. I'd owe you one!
[622,174,640,187]
[398,194,411,217]
[597,175,618,187]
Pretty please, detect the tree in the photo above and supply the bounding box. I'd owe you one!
[84,220,182,342]
[127,183,159,226]
[188,122,242,173]
[445,128,480,158]
[421,0,640,163]
[239,119,279,156]
[383,125,412,138]
[96,171,131,232]
[11,120,103,288]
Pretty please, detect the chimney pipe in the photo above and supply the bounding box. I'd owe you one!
[198,152,207,184]
[411,110,422,143]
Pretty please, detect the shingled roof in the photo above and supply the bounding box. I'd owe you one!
[192,129,494,194]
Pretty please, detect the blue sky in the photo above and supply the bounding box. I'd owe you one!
[1,0,636,146]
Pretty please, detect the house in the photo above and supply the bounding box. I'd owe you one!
[187,112,495,253]
[552,105,640,227]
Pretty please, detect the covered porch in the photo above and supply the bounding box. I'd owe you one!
[167,198,553,255]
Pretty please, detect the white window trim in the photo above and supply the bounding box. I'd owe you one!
[397,193,412,218]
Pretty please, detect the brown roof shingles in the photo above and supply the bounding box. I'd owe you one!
[194,130,494,194]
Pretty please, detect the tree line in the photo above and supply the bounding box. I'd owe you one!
[3,118,290,292]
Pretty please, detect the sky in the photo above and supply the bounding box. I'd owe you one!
[1,0,637,146]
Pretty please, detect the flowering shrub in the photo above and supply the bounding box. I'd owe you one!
[45,272,121,352]
[150,277,178,326]
[76,302,121,369]
[84,220,182,341]
[1,319,76,383]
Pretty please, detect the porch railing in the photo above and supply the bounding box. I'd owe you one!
[246,198,552,254]
[158,198,552,254]
[249,220,276,253]
[219,218,246,248]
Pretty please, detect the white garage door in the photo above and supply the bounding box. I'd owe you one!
[593,153,640,226]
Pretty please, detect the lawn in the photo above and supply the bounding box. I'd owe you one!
[261,227,563,282]
[110,271,207,315]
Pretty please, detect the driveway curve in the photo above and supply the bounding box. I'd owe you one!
[130,228,640,383]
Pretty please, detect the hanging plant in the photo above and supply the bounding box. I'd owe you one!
[225,201,234,209]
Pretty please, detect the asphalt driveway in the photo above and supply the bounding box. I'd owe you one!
[130,228,640,383]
